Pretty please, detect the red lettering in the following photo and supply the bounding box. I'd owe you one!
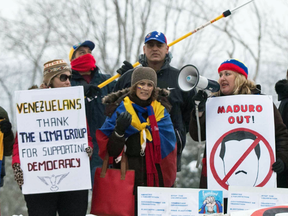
[234,105,240,113]
[76,158,81,167]
[38,161,46,171]
[228,116,235,124]
[71,158,76,168]
[33,162,38,171]
[249,105,255,112]
[226,106,233,113]
[59,159,65,169]
[65,159,71,167]
[47,161,53,170]
[244,116,251,123]
[28,163,33,171]
[236,116,243,124]
[218,106,226,114]
[53,160,58,169]
[241,105,247,112]
[256,105,262,112]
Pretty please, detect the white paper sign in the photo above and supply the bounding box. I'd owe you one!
[206,95,276,197]
[138,187,224,215]
[228,186,288,215]
[15,86,91,194]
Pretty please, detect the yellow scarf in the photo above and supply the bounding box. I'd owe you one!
[123,96,165,151]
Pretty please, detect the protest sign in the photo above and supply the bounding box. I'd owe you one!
[15,86,91,194]
[206,95,276,197]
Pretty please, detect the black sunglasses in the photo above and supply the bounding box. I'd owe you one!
[59,74,72,82]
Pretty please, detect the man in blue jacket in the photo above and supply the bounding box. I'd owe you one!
[113,31,195,171]
[69,40,132,182]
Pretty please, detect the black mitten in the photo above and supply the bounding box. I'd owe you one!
[272,158,285,174]
[116,61,133,75]
[115,111,132,136]
[192,90,208,112]
[0,119,12,137]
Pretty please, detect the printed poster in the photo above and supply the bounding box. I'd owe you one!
[138,186,224,215]
[15,86,91,194]
[228,186,288,215]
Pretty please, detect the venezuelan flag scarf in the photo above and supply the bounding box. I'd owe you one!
[97,96,177,187]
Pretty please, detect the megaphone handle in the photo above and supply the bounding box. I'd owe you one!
[195,104,205,168]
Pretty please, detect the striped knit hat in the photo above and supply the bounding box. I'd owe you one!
[218,59,248,79]
[43,59,71,86]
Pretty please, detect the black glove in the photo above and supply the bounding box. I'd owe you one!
[115,111,132,136]
[192,90,208,112]
[0,119,12,137]
[116,61,133,75]
[83,84,100,98]
[272,158,285,174]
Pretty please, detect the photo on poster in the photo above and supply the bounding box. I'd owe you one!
[198,190,223,214]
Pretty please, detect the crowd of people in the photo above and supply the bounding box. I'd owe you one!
[0,30,288,216]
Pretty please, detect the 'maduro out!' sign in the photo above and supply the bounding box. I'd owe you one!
[15,86,91,194]
[205,95,276,196]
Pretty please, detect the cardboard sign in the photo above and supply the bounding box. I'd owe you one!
[206,95,276,197]
[15,86,91,194]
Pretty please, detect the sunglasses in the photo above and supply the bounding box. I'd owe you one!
[58,74,72,82]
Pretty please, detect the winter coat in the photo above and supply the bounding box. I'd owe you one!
[70,67,115,174]
[0,106,14,187]
[96,88,177,188]
[275,79,288,129]
[189,89,288,188]
[113,53,195,171]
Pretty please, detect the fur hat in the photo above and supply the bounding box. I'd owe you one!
[218,58,248,79]
[43,59,71,86]
[131,67,157,87]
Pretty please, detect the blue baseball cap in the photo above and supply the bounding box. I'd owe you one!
[69,40,95,61]
[144,31,167,44]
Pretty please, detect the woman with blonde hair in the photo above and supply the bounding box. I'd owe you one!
[190,58,288,189]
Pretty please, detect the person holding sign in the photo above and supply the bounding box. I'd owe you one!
[96,67,177,214]
[0,106,14,187]
[189,58,288,189]
[68,40,133,183]
[12,60,93,216]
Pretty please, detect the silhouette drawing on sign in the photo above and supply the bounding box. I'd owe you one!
[219,131,261,187]
[38,172,69,191]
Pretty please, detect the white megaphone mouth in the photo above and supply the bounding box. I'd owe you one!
[177,64,220,92]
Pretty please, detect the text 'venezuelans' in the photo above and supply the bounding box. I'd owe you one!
[17,99,82,114]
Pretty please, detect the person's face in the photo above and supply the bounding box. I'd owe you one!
[222,139,259,187]
[73,46,92,59]
[136,80,154,101]
[218,70,236,95]
[143,40,169,64]
[50,71,71,88]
